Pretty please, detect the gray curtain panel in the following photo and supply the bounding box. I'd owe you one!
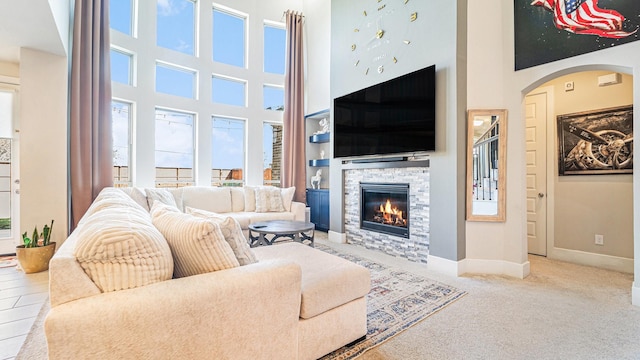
[69,0,113,231]
[282,11,306,203]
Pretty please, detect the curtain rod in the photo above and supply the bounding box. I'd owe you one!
[281,10,305,21]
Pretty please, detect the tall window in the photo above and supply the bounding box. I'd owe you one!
[110,4,286,188]
[212,75,246,106]
[111,48,133,85]
[264,24,285,74]
[156,62,197,99]
[212,8,246,67]
[212,117,245,186]
[112,101,132,187]
[110,0,134,36]
[263,85,284,111]
[157,0,195,55]
[155,109,194,187]
[263,123,282,186]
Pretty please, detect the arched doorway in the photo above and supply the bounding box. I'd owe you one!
[523,68,634,274]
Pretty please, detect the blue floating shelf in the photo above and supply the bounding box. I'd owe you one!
[309,133,330,143]
[309,159,330,167]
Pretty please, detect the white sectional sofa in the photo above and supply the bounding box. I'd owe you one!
[123,185,306,238]
[44,187,370,360]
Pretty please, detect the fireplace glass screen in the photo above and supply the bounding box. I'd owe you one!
[360,183,409,238]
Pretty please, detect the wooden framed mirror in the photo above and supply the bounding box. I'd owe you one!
[466,109,507,222]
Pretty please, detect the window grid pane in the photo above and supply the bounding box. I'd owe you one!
[112,101,131,187]
[212,76,246,106]
[212,117,245,186]
[155,109,194,188]
[264,25,286,74]
[213,9,246,67]
[263,123,282,186]
[156,63,196,99]
[111,49,133,85]
[110,0,133,36]
[157,0,195,55]
[263,85,284,111]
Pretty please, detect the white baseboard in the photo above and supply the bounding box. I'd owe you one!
[549,247,633,274]
[328,231,346,244]
[426,255,462,277]
[462,258,530,279]
[633,282,640,307]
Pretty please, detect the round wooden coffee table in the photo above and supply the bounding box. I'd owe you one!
[248,220,315,248]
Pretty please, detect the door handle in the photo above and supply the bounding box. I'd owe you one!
[14,179,19,184]
[538,193,545,198]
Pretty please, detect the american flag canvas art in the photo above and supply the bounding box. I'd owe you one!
[514,0,640,70]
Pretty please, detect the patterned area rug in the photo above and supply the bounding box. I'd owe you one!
[316,244,467,360]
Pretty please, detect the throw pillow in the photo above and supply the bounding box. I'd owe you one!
[185,207,258,266]
[150,202,240,278]
[74,207,174,292]
[145,188,179,210]
[280,187,296,212]
[119,187,150,211]
[255,186,285,213]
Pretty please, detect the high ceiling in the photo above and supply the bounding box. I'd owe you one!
[0,0,68,64]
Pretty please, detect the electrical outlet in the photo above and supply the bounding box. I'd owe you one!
[595,234,604,246]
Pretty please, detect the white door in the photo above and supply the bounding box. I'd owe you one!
[0,85,20,255]
[525,92,547,256]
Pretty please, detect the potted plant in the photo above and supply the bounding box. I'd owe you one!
[16,220,56,274]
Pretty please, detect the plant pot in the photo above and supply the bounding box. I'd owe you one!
[16,242,56,274]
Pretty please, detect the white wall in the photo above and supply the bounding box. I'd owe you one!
[19,48,68,245]
[466,0,640,302]
[302,0,331,114]
[329,0,467,265]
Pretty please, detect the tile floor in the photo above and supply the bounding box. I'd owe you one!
[0,264,48,360]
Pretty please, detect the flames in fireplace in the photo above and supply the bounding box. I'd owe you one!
[373,199,407,227]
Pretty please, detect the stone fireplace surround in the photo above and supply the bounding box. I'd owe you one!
[342,160,430,263]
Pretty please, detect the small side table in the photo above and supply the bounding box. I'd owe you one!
[248,220,315,248]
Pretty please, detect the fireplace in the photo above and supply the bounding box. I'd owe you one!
[360,182,410,238]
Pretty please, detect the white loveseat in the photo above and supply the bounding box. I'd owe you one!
[44,187,370,360]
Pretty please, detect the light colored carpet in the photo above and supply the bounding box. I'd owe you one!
[16,297,48,360]
[316,243,466,359]
[18,233,640,359]
[316,235,640,360]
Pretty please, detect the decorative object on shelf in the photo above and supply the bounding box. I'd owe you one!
[350,0,419,75]
[557,105,633,175]
[16,220,56,273]
[311,169,322,189]
[314,118,330,135]
[320,150,325,159]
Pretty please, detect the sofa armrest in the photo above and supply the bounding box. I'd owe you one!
[45,259,302,360]
[291,201,306,222]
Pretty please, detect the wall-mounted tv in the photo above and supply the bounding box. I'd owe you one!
[333,65,436,159]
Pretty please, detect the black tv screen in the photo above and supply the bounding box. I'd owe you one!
[333,65,436,158]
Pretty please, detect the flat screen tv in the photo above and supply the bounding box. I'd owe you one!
[333,65,436,158]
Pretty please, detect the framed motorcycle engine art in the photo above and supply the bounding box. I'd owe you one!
[557,105,633,175]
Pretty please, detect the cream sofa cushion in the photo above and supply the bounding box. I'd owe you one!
[244,186,256,212]
[185,207,258,266]
[254,243,371,319]
[249,212,295,223]
[167,187,184,211]
[79,195,148,226]
[230,187,245,212]
[151,202,239,278]
[255,186,285,212]
[73,207,174,292]
[182,186,232,214]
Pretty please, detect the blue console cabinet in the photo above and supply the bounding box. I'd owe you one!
[306,188,329,232]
